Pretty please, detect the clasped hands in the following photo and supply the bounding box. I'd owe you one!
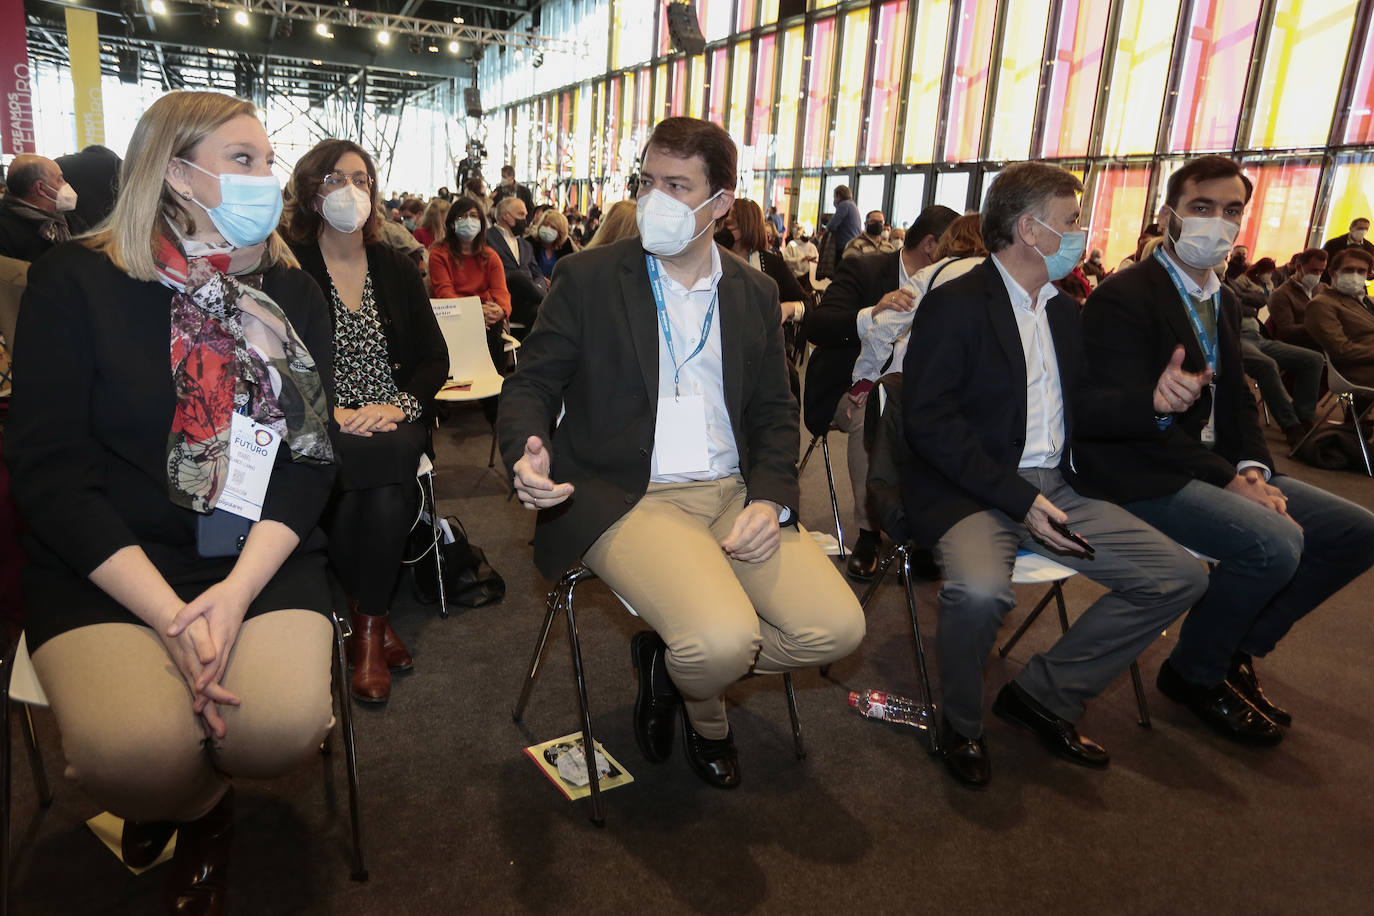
[157,578,253,740]
[512,435,782,564]
[336,403,404,437]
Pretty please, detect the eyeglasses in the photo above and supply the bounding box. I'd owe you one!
[321,170,373,190]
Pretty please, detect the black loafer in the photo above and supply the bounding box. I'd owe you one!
[630,630,680,763]
[939,715,990,788]
[121,819,177,868]
[845,530,882,581]
[680,716,740,789]
[1157,659,1283,745]
[992,681,1109,768]
[1228,652,1291,727]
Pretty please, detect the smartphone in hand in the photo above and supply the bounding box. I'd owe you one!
[1049,518,1095,556]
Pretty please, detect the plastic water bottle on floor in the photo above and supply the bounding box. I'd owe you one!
[849,689,925,728]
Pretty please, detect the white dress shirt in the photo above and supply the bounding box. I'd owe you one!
[497,224,521,262]
[853,255,983,383]
[990,254,1065,470]
[649,245,740,483]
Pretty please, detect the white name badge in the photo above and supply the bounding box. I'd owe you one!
[653,395,711,476]
[214,413,281,521]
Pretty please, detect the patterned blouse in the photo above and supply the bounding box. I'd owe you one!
[330,272,422,421]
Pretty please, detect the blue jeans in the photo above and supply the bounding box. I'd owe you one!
[1240,331,1324,428]
[1125,476,1374,685]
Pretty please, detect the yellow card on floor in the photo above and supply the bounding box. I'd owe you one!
[87,811,176,874]
[525,733,633,801]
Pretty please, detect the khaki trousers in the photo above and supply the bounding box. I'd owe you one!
[583,476,865,739]
[32,609,334,823]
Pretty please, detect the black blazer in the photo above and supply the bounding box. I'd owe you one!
[485,226,548,292]
[900,259,1156,548]
[292,241,449,422]
[1069,256,1272,505]
[802,248,903,436]
[498,238,799,579]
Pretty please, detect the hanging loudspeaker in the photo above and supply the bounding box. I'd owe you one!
[464,87,483,118]
[666,1,706,56]
[118,49,140,84]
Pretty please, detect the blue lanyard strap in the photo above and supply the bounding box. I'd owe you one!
[646,255,717,397]
[1154,248,1219,372]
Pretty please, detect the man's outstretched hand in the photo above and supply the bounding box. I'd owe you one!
[512,436,575,510]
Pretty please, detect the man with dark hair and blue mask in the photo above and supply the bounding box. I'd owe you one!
[902,161,1209,788]
[498,117,864,791]
[1073,155,1374,747]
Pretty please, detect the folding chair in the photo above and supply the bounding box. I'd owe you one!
[430,297,520,469]
[511,565,806,827]
[0,612,368,915]
[798,430,847,560]
[1287,353,1374,476]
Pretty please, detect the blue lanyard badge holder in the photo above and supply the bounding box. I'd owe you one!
[1154,249,1220,445]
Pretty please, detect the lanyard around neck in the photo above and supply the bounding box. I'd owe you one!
[646,255,718,398]
[1154,249,1219,372]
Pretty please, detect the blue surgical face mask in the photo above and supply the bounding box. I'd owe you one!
[176,157,283,249]
[1032,216,1087,281]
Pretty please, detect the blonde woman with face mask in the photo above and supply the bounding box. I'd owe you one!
[283,139,449,705]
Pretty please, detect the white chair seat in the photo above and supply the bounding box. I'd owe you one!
[431,296,506,402]
[1184,546,1221,565]
[1010,549,1076,585]
[10,632,49,707]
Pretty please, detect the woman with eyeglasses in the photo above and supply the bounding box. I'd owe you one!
[283,139,448,705]
[5,91,338,912]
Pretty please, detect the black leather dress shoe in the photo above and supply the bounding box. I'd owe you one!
[846,529,882,581]
[939,716,990,788]
[1228,652,1292,727]
[630,630,680,763]
[121,818,177,868]
[680,716,741,789]
[992,681,1109,768]
[1157,659,1283,745]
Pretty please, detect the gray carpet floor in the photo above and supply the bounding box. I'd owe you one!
[10,402,1374,914]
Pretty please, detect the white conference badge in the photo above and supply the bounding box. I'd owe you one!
[654,395,711,476]
[214,412,281,521]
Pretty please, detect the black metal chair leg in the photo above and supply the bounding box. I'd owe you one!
[900,546,940,755]
[1052,584,1071,632]
[512,585,563,723]
[487,429,498,469]
[1348,395,1374,476]
[330,613,368,882]
[2,654,12,916]
[562,584,604,827]
[1129,662,1151,728]
[858,545,898,611]
[798,433,821,474]
[422,472,449,619]
[782,673,805,760]
[998,586,1058,657]
[819,435,846,560]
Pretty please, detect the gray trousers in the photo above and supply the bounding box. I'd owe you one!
[933,468,1208,738]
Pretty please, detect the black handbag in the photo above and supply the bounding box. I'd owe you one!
[407,514,506,608]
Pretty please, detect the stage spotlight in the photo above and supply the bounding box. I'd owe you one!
[234,9,249,26]
[447,40,459,53]
[315,22,334,38]
[514,48,523,61]
[452,16,463,24]
[202,6,219,27]
[150,0,167,14]
[377,30,390,44]
[427,44,438,53]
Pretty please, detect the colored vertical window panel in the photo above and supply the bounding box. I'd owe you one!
[761,0,780,26]
[1040,0,1110,159]
[800,175,823,229]
[774,26,805,171]
[864,1,909,165]
[832,8,871,168]
[1086,164,1151,267]
[943,0,999,162]
[701,0,733,42]
[614,0,655,70]
[670,59,687,117]
[1344,22,1374,143]
[893,172,926,226]
[688,54,707,119]
[1249,0,1358,150]
[654,63,668,121]
[1235,160,1320,262]
[708,47,729,127]
[738,0,756,32]
[1323,156,1374,248]
[986,0,1050,162]
[620,71,636,176]
[901,0,951,164]
[1100,0,1181,156]
[605,78,622,179]
[729,40,752,141]
[752,34,777,170]
[1169,0,1261,152]
[636,66,653,149]
[802,16,837,168]
[772,175,793,221]
[751,176,766,204]
[560,90,573,178]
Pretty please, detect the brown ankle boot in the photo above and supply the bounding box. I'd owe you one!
[165,787,233,916]
[381,618,413,671]
[348,612,391,702]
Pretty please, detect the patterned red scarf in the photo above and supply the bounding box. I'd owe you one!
[156,235,333,513]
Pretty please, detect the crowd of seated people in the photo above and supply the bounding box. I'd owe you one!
[4,91,1374,913]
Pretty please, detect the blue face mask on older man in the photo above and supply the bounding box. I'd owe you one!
[1032,216,1088,281]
